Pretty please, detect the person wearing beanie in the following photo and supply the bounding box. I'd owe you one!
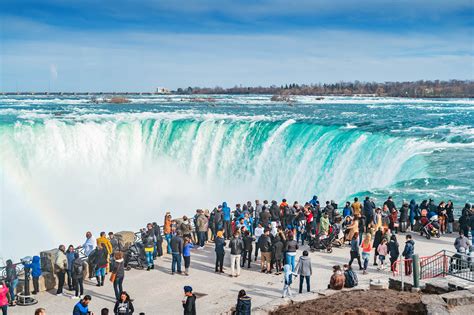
[182,286,196,315]
[215,230,226,273]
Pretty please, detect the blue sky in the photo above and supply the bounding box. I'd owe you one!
[1,0,473,91]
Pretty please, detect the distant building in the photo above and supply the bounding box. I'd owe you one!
[155,87,170,94]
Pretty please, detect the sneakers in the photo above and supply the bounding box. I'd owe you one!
[56,293,64,296]
[71,296,80,300]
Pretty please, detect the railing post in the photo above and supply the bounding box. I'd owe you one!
[400,257,404,291]
[413,254,420,288]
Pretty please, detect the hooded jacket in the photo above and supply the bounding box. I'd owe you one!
[295,256,312,276]
[388,240,400,258]
[26,256,42,278]
[236,295,252,315]
[402,240,415,259]
[257,234,272,253]
[270,201,280,221]
[215,236,226,254]
[222,202,231,221]
[409,200,419,219]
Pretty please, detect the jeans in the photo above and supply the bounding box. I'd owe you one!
[362,252,370,271]
[299,275,310,293]
[216,252,225,272]
[447,222,453,233]
[241,250,252,268]
[283,283,293,297]
[286,253,296,271]
[405,259,413,276]
[172,252,182,273]
[56,271,65,294]
[75,277,84,297]
[8,279,18,301]
[113,277,124,300]
[154,240,163,258]
[95,267,106,277]
[1,305,7,315]
[230,254,241,276]
[165,234,172,254]
[66,270,73,289]
[390,256,399,272]
[145,251,154,267]
[198,231,206,247]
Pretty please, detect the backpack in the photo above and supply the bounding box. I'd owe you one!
[73,261,84,277]
[344,270,358,288]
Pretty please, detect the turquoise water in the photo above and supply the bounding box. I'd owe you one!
[1,95,473,259]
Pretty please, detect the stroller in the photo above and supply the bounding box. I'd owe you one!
[124,242,147,270]
[309,226,338,253]
[420,216,441,239]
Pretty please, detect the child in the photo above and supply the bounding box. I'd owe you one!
[282,263,296,298]
[183,237,194,276]
[377,238,388,270]
[361,234,372,274]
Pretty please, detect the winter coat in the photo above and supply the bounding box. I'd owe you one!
[235,295,252,315]
[214,210,224,229]
[409,200,419,219]
[286,240,298,253]
[384,199,396,211]
[258,235,272,253]
[67,251,76,271]
[222,202,231,221]
[73,301,89,315]
[363,200,375,218]
[94,248,109,268]
[215,236,226,255]
[97,236,113,254]
[446,203,455,223]
[329,271,345,290]
[388,240,399,258]
[196,214,209,232]
[402,240,415,259]
[260,211,271,226]
[229,237,244,255]
[243,235,254,251]
[171,235,184,254]
[273,240,284,260]
[55,250,68,272]
[295,256,312,276]
[141,230,155,249]
[183,294,197,315]
[399,204,409,222]
[270,202,280,221]
[26,255,42,278]
[153,223,163,242]
[320,216,330,234]
[112,259,125,279]
[72,258,85,279]
[373,230,383,249]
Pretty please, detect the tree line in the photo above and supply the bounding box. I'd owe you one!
[174,80,474,98]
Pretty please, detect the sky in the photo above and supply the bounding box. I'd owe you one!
[0,0,473,91]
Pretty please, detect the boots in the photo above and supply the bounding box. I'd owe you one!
[100,275,105,286]
[96,276,101,287]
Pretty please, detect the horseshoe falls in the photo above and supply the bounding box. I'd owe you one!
[1,95,473,260]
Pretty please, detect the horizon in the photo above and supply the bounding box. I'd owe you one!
[1,0,473,91]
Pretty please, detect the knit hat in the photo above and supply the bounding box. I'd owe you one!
[216,231,224,238]
[184,286,193,293]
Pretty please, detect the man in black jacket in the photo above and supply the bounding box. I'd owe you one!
[258,229,272,273]
[229,232,244,277]
[182,286,196,315]
[170,231,184,274]
[241,231,254,268]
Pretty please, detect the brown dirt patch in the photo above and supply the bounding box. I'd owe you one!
[272,289,426,315]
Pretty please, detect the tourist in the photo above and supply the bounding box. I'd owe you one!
[273,234,284,275]
[295,250,312,293]
[270,200,280,223]
[171,231,184,275]
[183,237,194,276]
[152,222,163,258]
[222,202,232,239]
[399,201,409,232]
[361,234,372,274]
[282,262,296,298]
[388,235,400,272]
[348,233,362,270]
[5,260,18,306]
[285,233,298,272]
[241,230,254,268]
[328,265,345,290]
[260,205,271,229]
[446,200,454,234]
[182,286,196,315]
[180,216,193,242]
[72,252,84,299]
[0,281,8,314]
[55,245,68,296]
[97,232,113,257]
[402,235,415,275]
[92,243,109,286]
[196,210,209,249]
[235,289,251,315]
[342,201,352,218]
[113,291,134,315]
[363,197,375,226]
[34,308,46,315]
[372,227,383,266]
[351,197,362,218]
[164,212,173,254]
[384,196,396,212]
[229,231,244,277]
[408,199,419,231]
[377,238,388,270]
[101,308,109,315]
[254,223,264,261]
[320,212,330,235]
[73,295,92,315]
[343,264,358,288]
[258,229,272,273]
[459,210,470,238]
[141,223,156,271]
[66,245,76,291]
[470,212,474,244]
[112,251,125,301]
[108,232,120,253]
[25,255,41,294]
[454,231,471,253]
[215,230,226,273]
[80,232,96,279]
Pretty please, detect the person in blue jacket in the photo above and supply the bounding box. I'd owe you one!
[408,199,419,230]
[222,202,232,240]
[25,256,42,295]
[73,295,91,315]
[235,289,251,315]
[309,195,319,208]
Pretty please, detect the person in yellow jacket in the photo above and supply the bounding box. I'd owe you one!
[97,231,113,272]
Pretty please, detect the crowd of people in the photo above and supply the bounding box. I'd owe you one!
[1,196,474,315]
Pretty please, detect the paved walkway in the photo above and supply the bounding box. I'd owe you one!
[10,233,456,315]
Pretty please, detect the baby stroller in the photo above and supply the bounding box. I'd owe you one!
[124,242,146,270]
[330,225,343,248]
[420,216,440,239]
[309,227,338,253]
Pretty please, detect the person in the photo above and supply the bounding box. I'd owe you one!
[384,196,396,212]
[320,212,330,235]
[141,223,156,271]
[152,222,164,258]
[273,235,284,274]
[222,202,232,239]
[235,289,251,315]
[343,264,358,288]
[171,231,184,275]
[79,232,96,280]
[73,295,92,315]
[241,230,253,268]
[254,223,264,261]
[295,250,312,293]
[164,212,173,254]
[399,201,409,232]
[402,235,415,276]
[459,211,470,238]
[183,237,194,276]
[285,234,298,272]
[66,245,76,291]
[112,251,125,301]
[328,265,345,290]
[196,210,209,249]
[109,232,120,253]
[182,286,196,315]
[0,281,8,314]
[91,243,109,286]
[55,245,68,296]
[470,213,474,245]
[388,235,400,272]
[113,291,134,315]
[260,206,271,228]
[282,262,296,298]
[342,201,352,218]
[101,309,109,315]
[348,233,362,270]
[229,231,244,277]
[408,199,419,231]
[71,252,84,299]
[372,227,383,266]
[446,201,454,233]
[97,232,113,257]
[377,238,388,270]
[363,197,375,225]
[351,197,362,218]
[215,230,226,273]
[258,229,272,273]
[4,260,17,307]
[35,308,46,315]
[25,255,41,295]
[361,234,372,274]
[454,232,471,253]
